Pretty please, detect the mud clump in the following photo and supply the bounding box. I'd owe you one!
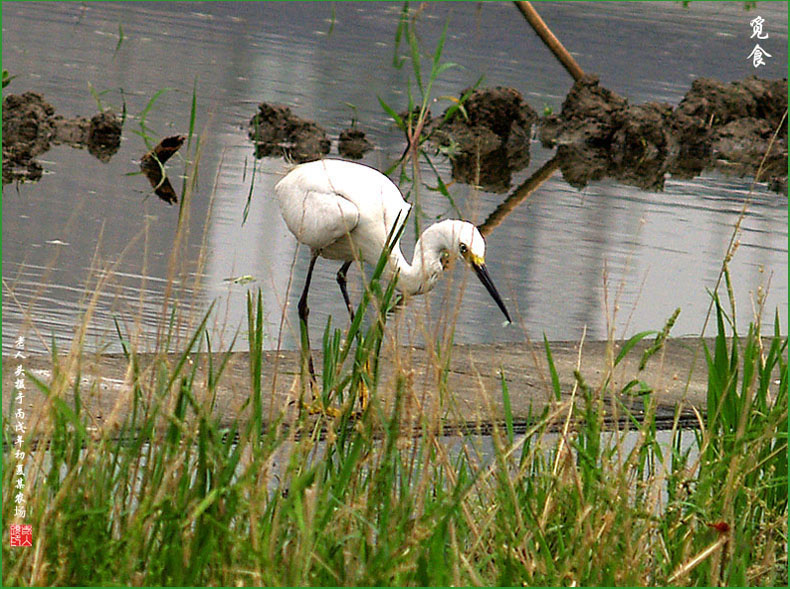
[2,92,122,184]
[248,103,330,163]
[539,76,628,148]
[610,102,678,190]
[50,112,123,162]
[428,87,537,193]
[2,92,54,182]
[671,77,787,185]
[543,78,678,190]
[337,128,373,159]
[86,111,123,160]
[541,75,787,191]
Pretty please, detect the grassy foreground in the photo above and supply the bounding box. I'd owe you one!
[2,11,787,582]
[2,279,787,586]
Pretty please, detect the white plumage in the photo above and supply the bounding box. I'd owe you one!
[273,158,511,393]
[276,158,408,267]
[275,159,511,317]
[274,159,510,390]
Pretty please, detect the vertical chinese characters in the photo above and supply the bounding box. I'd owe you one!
[12,337,28,524]
[748,16,771,68]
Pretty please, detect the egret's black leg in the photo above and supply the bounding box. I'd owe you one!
[336,260,355,322]
[298,251,319,383]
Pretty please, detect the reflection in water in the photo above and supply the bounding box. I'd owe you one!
[479,155,562,237]
[1,2,787,355]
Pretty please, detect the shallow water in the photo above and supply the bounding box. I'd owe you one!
[2,1,787,355]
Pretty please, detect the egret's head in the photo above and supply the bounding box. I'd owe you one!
[436,221,485,268]
[435,220,511,323]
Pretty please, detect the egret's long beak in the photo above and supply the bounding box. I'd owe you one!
[471,258,512,324]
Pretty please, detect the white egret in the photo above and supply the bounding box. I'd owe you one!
[274,158,511,381]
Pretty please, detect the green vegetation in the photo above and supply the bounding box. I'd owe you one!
[3,268,786,585]
[2,69,16,89]
[378,5,480,240]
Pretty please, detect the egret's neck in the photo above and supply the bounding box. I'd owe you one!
[386,225,447,295]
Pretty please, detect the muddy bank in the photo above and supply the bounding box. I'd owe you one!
[2,92,122,184]
[540,75,788,191]
[3,337,715,438]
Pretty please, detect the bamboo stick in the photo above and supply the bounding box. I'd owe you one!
[513,1,585,81]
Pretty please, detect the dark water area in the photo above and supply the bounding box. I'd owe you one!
[2,1,787,355]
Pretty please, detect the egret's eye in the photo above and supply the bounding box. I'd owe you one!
[459,243,468,255]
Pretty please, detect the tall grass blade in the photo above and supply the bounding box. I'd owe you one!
[543,334,562,401]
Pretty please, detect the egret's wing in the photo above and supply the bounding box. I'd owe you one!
[275,159,408,260]
[381,194,411,243]
[277,186,359,251]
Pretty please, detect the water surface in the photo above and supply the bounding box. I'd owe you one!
[2,1,787,354]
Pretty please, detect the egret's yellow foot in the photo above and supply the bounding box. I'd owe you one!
[357,379,369,413]
[302,398,341,418]
[354,357,374,414]
[297,376,341,418]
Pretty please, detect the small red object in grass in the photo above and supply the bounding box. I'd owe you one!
[707,521,730,533]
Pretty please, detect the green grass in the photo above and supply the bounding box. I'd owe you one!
[2,274,786,585]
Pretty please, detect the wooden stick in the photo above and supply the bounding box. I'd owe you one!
[513,1,585,81]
